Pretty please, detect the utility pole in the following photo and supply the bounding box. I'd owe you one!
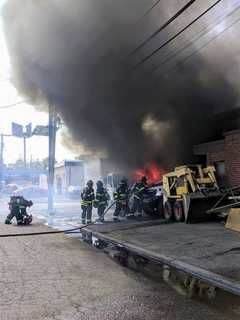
[23,136,27,168]
[48,105,57,213]
[0,134,4,187]
[0,134,12,188]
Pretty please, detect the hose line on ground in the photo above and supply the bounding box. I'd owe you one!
[0,222,93,238]
[0,201,117,238]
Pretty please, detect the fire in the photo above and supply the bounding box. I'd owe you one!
[133,162,165,185]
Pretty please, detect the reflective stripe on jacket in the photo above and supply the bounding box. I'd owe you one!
[81,187,95,206]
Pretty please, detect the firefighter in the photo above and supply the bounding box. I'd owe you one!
[5,196,33,225]
[131,176,148,216]
[81,180,95,224]
[94,180,110,223]
[113,178,129,222]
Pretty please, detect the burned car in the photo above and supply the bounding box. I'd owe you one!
[142,182,163,216]
[129,182,163,216]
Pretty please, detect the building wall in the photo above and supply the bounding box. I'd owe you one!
[66,165,84,187]
[194,131,240,187]
[55,162,85,193]
[84,158,102,183]
[224,130,240,187]
[54,166,66,193]
[54,158,106,193]
[207,150,225,165]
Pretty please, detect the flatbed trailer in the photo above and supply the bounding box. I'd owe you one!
[80,219,240,298]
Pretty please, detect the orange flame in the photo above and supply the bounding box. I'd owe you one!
[133,162,165,185]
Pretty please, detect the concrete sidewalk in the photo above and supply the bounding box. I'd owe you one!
[0,220,236,320]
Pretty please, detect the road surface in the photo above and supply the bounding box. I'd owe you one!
[0,220,239,320]
[0,197,239,319]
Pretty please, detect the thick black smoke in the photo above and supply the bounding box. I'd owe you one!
[2,0,240,171]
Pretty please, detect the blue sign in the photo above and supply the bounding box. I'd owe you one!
[12,122,23,137]
[25,123,32,137]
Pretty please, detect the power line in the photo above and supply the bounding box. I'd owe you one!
[0,100,29,109]
[151,1,240,73]
[137,0,162,21]
[126,0,197,58]
[76,1,195,102]
[87,1,164,64]
[170,11,240,74]
[132,0,222,69]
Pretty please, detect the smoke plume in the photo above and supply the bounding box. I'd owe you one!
[2,0,240,171]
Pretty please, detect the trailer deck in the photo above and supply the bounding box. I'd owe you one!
[83,220,240,296]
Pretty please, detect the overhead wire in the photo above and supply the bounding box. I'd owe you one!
[125,0,197,58]
[77,0,226,113]
[84,0,203,94]
[0,100,30,109]
[87,0,163,62]
[169,10,240,74]
[138,0,162,20]
[132,0,223,69]
[150,1,240,73]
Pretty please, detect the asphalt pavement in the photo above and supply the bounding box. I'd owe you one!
[0,197,239,319]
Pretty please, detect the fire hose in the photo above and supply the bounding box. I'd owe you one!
[0,201,117,238]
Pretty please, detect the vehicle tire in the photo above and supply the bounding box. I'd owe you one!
[157,198,164,218]
[173,201,184,222]
[164,201,173,221]
[143,202,155,215]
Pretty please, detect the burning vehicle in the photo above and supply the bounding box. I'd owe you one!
[129,162,164,216]
[141,182,163,216]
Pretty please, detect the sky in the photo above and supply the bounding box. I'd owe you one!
[0,0,75,164]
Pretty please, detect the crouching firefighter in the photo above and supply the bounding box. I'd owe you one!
[131,176,148,216]
[113,179,129,222]
[81,180,95,224]
[5,196,33,225]
[94,180,110,223]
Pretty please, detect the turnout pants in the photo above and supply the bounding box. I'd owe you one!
[81,204,93,223]
[97,205,106,221]
[113,201,128,219]
[5,209,24,225]
[132,196,143,214]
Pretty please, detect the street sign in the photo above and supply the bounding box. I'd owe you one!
[12,122,23,137]
[32,125,49,136]
[25,123,32,137]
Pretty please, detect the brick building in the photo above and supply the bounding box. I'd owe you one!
[194,129,240,187]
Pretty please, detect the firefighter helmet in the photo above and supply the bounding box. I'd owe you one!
[96,180,103,187]
[120,178,128,186]
[87,180,93,187]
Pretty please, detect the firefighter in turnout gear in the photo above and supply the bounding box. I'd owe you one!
[113,178,129,222]
[5,196,33,225]
[81,180,95,224]
[94,180,110,223]
[132,176,148,216]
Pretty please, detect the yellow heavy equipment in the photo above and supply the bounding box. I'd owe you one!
[162,164,221,223]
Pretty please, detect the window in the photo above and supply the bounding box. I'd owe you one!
[214,161,225,177]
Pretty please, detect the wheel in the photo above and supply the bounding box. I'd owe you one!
[143,201,155,215]
[157,198,164,218]
[164,201,173,221]
[173,201,184,222]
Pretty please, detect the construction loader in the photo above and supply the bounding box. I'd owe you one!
[162,165,221,223]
